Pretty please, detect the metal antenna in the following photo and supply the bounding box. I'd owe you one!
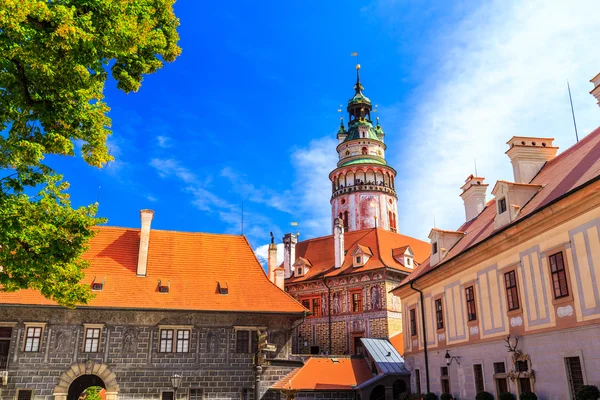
[567,80,580,143]
[241,201,244,236]
[97,186,101,204]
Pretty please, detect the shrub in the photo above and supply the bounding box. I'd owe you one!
[519,392,537,400]
[399,393,419,400]
[577,386,600,400]
[499,392,516,400]
[476,392,494,400]
[440,393,453,400]
[424,393,438,400]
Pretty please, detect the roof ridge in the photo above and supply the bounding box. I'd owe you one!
[96,225,247,238]
[542,126,600,169]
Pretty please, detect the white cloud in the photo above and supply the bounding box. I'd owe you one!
[289,137,338,239]
[146,194,158,202]
[254,243,285,269]
[149,158,197,183]
[378,0,600,240]
[156,135,172,148]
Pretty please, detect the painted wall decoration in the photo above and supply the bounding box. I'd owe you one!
[371,285,381,310]
[122,328,139,354]
[332,292,341,315]
[206,330,220,353]
[54,328,72,353]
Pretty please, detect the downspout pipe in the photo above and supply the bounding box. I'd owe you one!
[410,279,430,394]
[323,278,333,355]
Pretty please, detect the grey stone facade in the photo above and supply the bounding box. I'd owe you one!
[0,306,301,400]
[406,325,600,400]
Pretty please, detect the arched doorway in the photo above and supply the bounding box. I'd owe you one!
[393,379,407,399]
[53,362,119,400]
[67,375,105,400]
[370,385,386,400]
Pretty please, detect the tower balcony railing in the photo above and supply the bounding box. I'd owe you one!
[331,182,396,199]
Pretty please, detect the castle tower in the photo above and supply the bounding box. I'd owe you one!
[329,64,399,233]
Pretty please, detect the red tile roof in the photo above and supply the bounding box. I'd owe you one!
[272,357,373,390]
[285,228,430,283]
[0,227,306,314]
[399,127,600,287]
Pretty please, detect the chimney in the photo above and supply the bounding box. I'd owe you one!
[333,217,345,269]
[591,72,600,107]
[267,233,278,283]
[274,268,285,290]
[137,209,154,276]
[460,175,488,222]
[283,233,297,279]
[506,137,558,183]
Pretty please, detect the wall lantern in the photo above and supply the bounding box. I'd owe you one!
[171,374,182,392]
[445,350,460,366]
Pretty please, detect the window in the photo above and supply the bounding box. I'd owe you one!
[465,286,477,321]
[0,326,12,369]
[17,390,33,400]
[498,197,507,214]
[92,282,104,291]
[351,291,363,313]
[515,360,531,394]
[297,267,303,276]
[432,242,438,254]
[356,256,362,265]
[176,330,190,352]
[406,258,412,267]
[515,360,528,372]
[236,330,249,353]
[440,366,450,394]
[414,369,421,394]
[160,329,174,352]
[435,299,444,330]
[241,388,252,400]
[301,296,322,317]
[235,330,258,354]
[189,388,204,400]
[504,270,520,311]
[474,364,484,393]
[24,326,43,352]
[549,252,569,299]
[565,357,584,400]
[84,327,101,353]
[161,391,174,400]
[410,308,417,336]
[493,362,509,395]
[301,299,310,309]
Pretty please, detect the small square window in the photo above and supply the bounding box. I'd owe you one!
[440,366,449,376]
[17,390,33,400]
[92,282,104,291]
[161,391,174,400]
[432,242,438,254]
[356,256,362,265]
[498,198,507,214]
[493,362,506,374]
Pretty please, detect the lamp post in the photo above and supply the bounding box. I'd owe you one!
[171,374,182,399]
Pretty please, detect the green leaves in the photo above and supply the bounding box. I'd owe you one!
[0,0,180,307]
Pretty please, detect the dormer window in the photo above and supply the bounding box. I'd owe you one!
[294,257,311,277]
[356,256,362,265]
[406,258,412,267]
[352,244,372,267]
[217,282,228,295]
[498,197,507,214]
[91,276,105,291]
[432,242,438,254]
[158,280,170,293]
[297,267,303,276]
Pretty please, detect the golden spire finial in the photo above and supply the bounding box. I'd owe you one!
[356,64,361,70]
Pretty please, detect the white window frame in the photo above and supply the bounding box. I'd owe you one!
[22,323,46,352]
[83,324,104,353]
[158,325,193,353]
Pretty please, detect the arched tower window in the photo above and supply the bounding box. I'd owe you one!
[362,147,368,155]
[343,211,349,230]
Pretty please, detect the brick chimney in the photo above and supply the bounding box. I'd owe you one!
[460,175,488,222]
[591,72,600,107]
[137,209,154,276]
[506,137,558,183]
[283,233,297,279]
[274,268,285,290]
[333,217,345,269]
[267,241,278,283]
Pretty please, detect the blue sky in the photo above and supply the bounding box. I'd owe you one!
[48,0,600,262]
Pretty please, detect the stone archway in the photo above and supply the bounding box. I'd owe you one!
[53,360,119,400]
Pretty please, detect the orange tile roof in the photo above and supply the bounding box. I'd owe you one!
[0,227,306,314]
[272,357,373,390]
[388,332,404,355]
[399,127,600,287]
[285,228,429,283]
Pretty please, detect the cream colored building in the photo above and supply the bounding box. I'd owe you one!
[393,126,600,400]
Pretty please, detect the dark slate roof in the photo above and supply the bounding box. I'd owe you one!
[361,338,409,374]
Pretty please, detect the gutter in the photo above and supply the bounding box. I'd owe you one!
[410,280,430,394]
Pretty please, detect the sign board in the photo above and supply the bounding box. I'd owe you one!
[263,344,277,352]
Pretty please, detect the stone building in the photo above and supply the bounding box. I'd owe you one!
[267,66,430,356]
[393,125,600,399]
[0,210,305,400]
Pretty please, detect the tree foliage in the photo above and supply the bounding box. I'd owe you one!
[0,0,180,307]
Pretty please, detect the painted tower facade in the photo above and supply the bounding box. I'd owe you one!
[330,65,399,233]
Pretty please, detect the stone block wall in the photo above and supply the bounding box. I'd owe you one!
[0,307,298,400]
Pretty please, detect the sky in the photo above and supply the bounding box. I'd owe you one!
[48,0,600,265]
